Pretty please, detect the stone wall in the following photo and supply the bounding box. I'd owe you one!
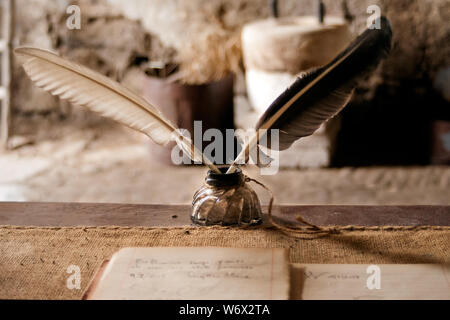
[106,0,450,165]
[9,0,450,165]
[12,0,162,117]
[12,0,450,115]
[108,0,449,91]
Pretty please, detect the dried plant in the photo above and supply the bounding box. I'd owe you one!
[174,13,243,84]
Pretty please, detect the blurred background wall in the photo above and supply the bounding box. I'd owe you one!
[9,0,450,166]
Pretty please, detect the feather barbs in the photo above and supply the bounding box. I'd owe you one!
[15,47,221,173]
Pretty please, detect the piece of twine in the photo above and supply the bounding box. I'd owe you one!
[244,175,338,238]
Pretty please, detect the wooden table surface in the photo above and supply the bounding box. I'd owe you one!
[0,202,448,227]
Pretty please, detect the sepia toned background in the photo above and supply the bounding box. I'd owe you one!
[0,0,449,205]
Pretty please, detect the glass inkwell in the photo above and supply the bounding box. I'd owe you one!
[191,166,263,226]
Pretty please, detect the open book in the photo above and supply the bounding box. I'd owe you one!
[84,247,290,300]
[291,264,450,300]
[84,246,450,300]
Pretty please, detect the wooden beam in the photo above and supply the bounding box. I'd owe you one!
[0,202,448,227]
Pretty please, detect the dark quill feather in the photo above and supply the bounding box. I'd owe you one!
[227,17,392,172]
[257,16,392,150]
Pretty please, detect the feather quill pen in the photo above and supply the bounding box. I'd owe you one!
[227,17,392,173]
[14,47,221,173]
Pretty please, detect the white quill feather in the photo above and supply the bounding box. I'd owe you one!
[15,47,220,173]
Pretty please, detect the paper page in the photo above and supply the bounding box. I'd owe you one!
[291,263,450,300]
[89,247,290,300]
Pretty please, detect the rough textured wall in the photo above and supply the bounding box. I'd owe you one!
[11,0,450,136]
[108,0,449,87]
[104,0,450,165]
[12,0,157,117]
[12,0,69,115]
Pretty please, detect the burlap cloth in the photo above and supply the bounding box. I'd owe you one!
[0,225,449,299]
